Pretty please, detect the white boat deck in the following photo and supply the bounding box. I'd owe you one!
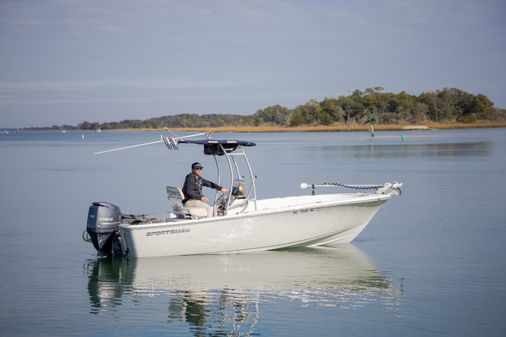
[255,192,386,211]
[121,192,391,229]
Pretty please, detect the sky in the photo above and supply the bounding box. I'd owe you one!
[0,0,505,128]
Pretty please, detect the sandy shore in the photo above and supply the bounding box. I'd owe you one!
[109,121,506,133]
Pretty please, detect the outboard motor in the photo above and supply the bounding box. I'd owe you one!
[86,202,122,257]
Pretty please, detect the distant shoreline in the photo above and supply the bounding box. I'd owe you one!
[9,121,506,133]
[107,121,506,133]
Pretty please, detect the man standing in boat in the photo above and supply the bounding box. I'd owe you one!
[182,162,229,217]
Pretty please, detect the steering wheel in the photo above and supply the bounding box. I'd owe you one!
[214,191,230,216]
[214,191,227,206]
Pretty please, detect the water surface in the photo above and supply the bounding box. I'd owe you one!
[0,128,505,336]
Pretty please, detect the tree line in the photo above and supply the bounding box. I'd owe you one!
[51,87,506,130]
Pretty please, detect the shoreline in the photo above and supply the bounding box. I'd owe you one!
[12,121,506,133]
[107,121,506,133]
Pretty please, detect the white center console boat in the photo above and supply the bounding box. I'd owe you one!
[84,134,402,258]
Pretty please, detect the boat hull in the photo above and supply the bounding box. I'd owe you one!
[119,193,390,258]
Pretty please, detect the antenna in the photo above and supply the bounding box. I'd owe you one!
[93,132,207,155]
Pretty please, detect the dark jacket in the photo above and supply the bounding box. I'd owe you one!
[182,173,222,204]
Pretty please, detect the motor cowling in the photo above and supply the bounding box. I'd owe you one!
[86,202,122,257]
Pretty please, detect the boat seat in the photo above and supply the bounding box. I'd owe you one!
[166,186,208,218]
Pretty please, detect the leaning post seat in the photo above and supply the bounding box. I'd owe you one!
[166,186,208,218]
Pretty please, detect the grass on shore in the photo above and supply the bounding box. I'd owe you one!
[112,121,506,133]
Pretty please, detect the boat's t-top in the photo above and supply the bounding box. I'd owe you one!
[168,137,258,215]
[95,132,258,216]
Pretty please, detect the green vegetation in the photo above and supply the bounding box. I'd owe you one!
[49,87,506,130]
[78,113,255,130]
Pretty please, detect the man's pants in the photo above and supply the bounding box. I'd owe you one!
[185,199,213,218]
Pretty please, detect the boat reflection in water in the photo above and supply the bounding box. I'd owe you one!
[86,245,400,336]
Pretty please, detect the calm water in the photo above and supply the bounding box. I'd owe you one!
[0,128,505,337]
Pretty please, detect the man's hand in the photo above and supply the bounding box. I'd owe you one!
[221,187,229,193]
[201,196,208,202]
